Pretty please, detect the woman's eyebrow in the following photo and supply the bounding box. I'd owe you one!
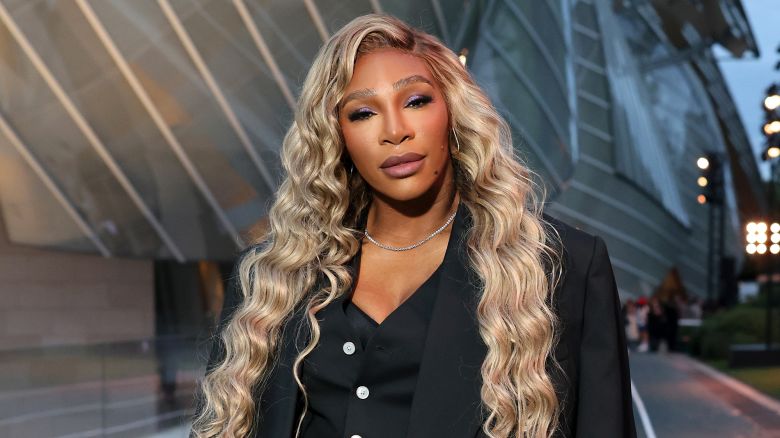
[340,74,432,108]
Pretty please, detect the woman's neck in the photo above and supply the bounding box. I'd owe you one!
[365,183,459,246]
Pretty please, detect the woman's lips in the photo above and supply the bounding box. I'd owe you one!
[380,152,425,168]
[380,156,425,178]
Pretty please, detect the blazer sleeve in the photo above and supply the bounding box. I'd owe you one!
[205,246,255,375]
[191,248,252,431]
[575,236,637,438]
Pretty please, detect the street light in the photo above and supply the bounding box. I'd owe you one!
[698,152,725,303]
[766,94,780,112]
[765,84,780,111]
[764,121,780,136]
[752,84,780,352]
[764,83,780,138]
[745,221,778,349]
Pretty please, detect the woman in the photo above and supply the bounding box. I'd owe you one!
[192,13,635,438]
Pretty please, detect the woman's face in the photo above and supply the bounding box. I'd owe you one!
[337,48,452,203]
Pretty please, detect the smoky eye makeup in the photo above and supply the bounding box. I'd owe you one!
[347,107,374,122]
[344,93,435,122]
[406,94,433,107]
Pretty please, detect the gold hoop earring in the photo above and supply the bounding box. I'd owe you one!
[452,127,461,153]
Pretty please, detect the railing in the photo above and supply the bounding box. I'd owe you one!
[0,335,211,437]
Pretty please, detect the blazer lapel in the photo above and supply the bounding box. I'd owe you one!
[407,204,488,438]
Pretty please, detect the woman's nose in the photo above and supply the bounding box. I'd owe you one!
[381,110,414,146]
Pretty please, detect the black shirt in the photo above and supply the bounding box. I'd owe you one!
[298,239,447,438]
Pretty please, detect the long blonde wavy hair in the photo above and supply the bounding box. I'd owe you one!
[192,13,564,438]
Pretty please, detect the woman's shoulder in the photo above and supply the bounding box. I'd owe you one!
[541,212,607,277]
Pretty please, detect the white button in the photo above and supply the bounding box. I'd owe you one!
[350,435,362,438]
[343,341,356,355]
[356,385,369,399]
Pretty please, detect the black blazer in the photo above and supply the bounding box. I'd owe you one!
[203,208,637,438]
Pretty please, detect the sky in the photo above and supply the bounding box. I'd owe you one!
[714,0,780,181]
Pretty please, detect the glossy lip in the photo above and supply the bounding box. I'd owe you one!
[380,152,425,169]
[380,153,425,178]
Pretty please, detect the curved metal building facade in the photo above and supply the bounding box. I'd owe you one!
[0,0,763,300]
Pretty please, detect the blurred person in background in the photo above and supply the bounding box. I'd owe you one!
[647,296,668,353]
[623,299,640,352]
[636,295,649,352]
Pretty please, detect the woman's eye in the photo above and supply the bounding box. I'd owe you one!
[406,95,433,108]
[348,109,374,122]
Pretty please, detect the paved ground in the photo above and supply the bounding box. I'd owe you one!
[629,351,780,438]
[0,374,196,438]
[3,351,779,437]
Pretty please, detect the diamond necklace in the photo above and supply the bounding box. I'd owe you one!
[363,205,458,251]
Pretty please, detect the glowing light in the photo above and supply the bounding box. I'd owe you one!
[697,157,710,170]
[747,222,757,233]
[758,243,767,254]
[697,194,707,204]
[771,244,780,254]
[757,233,768,244]
[697,176,708,187]
[747,234,757,243]
[458,48,468,67]
[766,94,780,111]
[768,146,780,159]
[771,223,780,233]
[757,222,768,233]
[772,234,780,244]
[746,243,757,254]
[764,121,780,136]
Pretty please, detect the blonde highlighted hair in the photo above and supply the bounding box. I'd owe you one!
[192,13,564,438]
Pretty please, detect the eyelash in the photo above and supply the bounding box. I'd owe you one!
[347,95,434,122]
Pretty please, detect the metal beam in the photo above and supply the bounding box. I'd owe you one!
[75,0,244,250]
[0,111,111,257]
[232,0,296,109]
[0,0,186,262]
[369,0,383,14]
[429,0,451,45]
[303,0,329,43]
[158,0,276,193]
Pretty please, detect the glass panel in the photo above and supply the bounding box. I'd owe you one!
[487,3,569,136]
[315,0,374,34]
[576,66,609,99]
[0,4,168,258]
[511,0,567,75]
[381,3,442,38]
[574,32,606,66]
[0,135,97,252]
[572,1,598,30]
[87,0,284,254]
[578,95,611,134]
[470,36,571,185]
[578,128,613,164]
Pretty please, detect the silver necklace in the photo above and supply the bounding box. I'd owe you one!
[364,206,458,251]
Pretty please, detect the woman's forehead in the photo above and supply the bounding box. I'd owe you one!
[346,49,435,91]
